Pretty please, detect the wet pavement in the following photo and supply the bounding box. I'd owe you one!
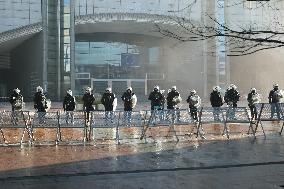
[1,102,284,188]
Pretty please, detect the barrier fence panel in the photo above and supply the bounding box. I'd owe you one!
[255,103,284,137]
[175,109,200,139]
[142,110,169,126]
[0,110,31,144]
[117,110,144,144]
[140,109,199,142]
[58,111,87,142]
[30,112,60,144]
[140,110,173,142]
[223,107,254,139]
[91,111,120,143]
[0,105,279,145]
[197,107,225,139]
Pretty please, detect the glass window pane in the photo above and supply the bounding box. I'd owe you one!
[64,14,70,28]
[64,36,70,44]
[64,28,70,36]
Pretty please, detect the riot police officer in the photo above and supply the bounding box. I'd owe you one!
[121,87,137,126]
[210,86,224,121]
[224,84,240,120]
[224,84,240,107]
[247,88,261,120]
[268,84,283,119]
[83,87,95,112]
[101,87,116,123]
[121,87,137,111]
[34,86,48,123]
[101,87,116,111]
[9,88,24,111]
[186,89,201,121]
[34,86,48,112]
[166,86,182,122]
[166,86,180,110]
[148,86,164,111]
[83,87,95,124]
[63,89,76,111]
[63,89,76,124]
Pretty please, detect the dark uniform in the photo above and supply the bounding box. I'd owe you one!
[63,93,76,111]
[166,90,180,109]
[224,88,240,107]
[210,91,223,108]
[166,88,181,122]
[34,91,48,112]
[121,88,136,125]
[101,92,116,111]
[9,91,23,111]
[269,88,282,103]
[186,92,200,121]
[34,90,48,124]
[247,90,260,120]
[83,93,95,112]
[210,90,223,121]
[268,86,282,119]
[148,90,165,110]
[121,90,135,111]
[224,87,240,120]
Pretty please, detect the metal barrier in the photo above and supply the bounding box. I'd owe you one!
[197,107,225,138]
[140,109,199,142]
[0,97,9,102]
[255,103,284,137]
[30,112,60,144]
[223,107,255,139]
[0,110,31,145]
[58,111,89,142]
[0,105,278,145]
[198,107,254,139]
[91,111,119,143]
[91,110,144,144]
[118,110,144,144]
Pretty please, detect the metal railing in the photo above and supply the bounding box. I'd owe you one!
[1,103,282,145]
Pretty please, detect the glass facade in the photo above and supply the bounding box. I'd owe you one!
[0,0,41,33]
[1,0,284,99]
[62,0,72,90]
[74,41,162,95]
[74,0,201,21]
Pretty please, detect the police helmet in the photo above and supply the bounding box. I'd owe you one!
[14,88,20,94]
[67,89,72,96]
[85,87,92,93]
[250,88,256,93]
[273,84,279,88]
[213,86,221,92]
[127,87,132,92]
[36,86,43,93]
[190,89,196,95]
[230,84,237,90]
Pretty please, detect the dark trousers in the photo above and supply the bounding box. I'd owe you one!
[190,107,198,120]
[213,107,221,121]
[270,103,282,119]
[249,105,257,119]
